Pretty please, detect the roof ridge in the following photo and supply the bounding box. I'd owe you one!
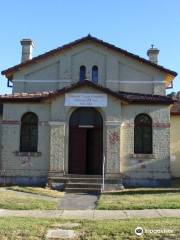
[1,35,177,77]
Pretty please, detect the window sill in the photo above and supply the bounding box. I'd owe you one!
[131,153,155,159]
[13,151,41,157]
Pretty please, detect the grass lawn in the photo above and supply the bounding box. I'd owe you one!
[97,188,180,210]
[7,186,63,198]
[0,217,179,239]
[0,187,62,210]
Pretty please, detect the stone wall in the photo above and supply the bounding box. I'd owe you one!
[121,104,171,187]
[170,115,180,177]
[106,124,121,177]
[0,86,171,187]
[0,103,50,185]
[49,122,65,175]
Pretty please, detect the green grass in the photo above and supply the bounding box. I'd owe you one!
[97,188,180,210]
[0,217,179,239]
[0,188,59,210]
[7,186,64,198]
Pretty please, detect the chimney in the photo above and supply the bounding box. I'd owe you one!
[20,39,34,62]
[147,44,159,64]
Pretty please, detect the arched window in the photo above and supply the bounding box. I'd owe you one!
[20,112,38,152]
[92,65,98,83]
[79,65,86,81]
[134,114,152,154]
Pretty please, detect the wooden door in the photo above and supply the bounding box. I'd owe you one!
[69,128,86,174]
[69,108,103,175]
[87,128,103,175]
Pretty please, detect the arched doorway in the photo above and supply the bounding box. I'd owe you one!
[69,108,103,175]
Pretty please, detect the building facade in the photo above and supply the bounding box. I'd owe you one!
[171,99,180,178]
[0,35,177,188]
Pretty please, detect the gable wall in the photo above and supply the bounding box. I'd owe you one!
[12,42,166,95]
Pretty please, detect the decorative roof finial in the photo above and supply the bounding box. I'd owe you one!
[151,44,154,49]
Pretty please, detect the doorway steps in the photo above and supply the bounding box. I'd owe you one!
[48,174,103,194]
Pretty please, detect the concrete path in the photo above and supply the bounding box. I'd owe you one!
[59,193,99,210]
[1,209,180,219]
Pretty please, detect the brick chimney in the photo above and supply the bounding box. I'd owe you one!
[147,44,159,64]
[20,39,34,62]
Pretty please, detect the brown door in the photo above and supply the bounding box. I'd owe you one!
[69,128,87,174]
[69,108,103,175]
[86,128,103,174]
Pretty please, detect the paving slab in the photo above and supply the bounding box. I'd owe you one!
[0,209,180,219]
[157,209,180,217]
[0,210,63,218]
[59,193,99,210]
[62,210,94,219]
[125,209,161,218]
[46,229,76,239]
[94,210,127,219]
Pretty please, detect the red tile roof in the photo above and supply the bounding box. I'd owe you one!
[1,35,177,77]
[0,80,174,105]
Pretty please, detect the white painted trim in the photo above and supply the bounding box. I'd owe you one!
[14,79,72,83]
[106,80,165,84]
[48,121,66,126]
[13,79,165,84]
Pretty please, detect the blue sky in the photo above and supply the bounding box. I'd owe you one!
[0,0,179,94]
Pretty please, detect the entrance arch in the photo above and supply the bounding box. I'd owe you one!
[69,108,103,175]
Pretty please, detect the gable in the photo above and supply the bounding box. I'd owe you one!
[2,35,177,78]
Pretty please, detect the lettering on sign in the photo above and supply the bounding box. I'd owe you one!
[65,93,108,107]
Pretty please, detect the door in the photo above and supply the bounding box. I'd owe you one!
[69,108,103,175]
[69,128,87,174]
[86,128,103,174]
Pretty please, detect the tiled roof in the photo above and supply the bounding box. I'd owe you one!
[0,80,174,105]
[1,35,177,77]
[171,100,180,115]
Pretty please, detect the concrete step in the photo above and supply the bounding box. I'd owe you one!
[66,183,102,188]
[49,177,103,184]
[49,174,103,192]
[64,174,102,178]
[65,187,101,194]
[67,178,103,183]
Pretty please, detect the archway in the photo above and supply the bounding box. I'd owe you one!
[69,107,103,175]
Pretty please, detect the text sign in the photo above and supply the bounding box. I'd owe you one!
[65,93,107,107]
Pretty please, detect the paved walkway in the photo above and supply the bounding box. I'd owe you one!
[59,193,99,210]
[0,209,180,219]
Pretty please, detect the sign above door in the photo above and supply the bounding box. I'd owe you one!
[65,93,108,107]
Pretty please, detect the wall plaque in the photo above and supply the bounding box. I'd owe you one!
[65,93,107,107]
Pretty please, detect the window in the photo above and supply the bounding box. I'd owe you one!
[20,112,38,152]
[79,65,86,81]
[92,65,98,83]
[134,114,152,154]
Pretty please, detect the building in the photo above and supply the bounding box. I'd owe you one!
[171,97,180,178]
[0,35,177,190]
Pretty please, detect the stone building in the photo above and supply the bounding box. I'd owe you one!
[171,97,180,178]
[0,35,177,190]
